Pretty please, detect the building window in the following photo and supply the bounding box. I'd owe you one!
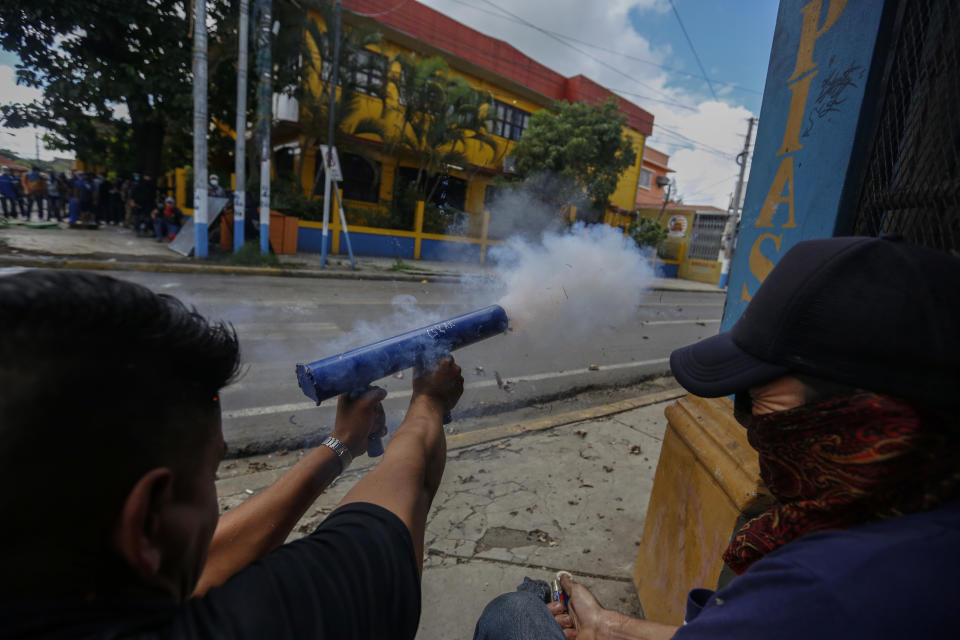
[487,100,530,141]
[321,48,385,96]
[340,153,380,203]
[637,168,653,190]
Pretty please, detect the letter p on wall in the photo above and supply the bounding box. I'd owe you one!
[789,0,848,82]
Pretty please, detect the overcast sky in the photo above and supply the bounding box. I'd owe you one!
[0,0,778,207]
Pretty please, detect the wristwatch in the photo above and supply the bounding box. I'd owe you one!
[321,436,353,473]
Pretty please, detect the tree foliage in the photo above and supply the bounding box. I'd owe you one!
[383,54,496,203]
[0,1,316,178]
[628,216,668,249]
[509,99,637,217]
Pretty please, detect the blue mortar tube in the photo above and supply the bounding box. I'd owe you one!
[296,305,509,456]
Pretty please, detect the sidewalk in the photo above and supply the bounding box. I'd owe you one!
[0,222,726,293]
[215,389,683,639]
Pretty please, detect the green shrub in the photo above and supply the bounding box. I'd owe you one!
[628,217,668,249]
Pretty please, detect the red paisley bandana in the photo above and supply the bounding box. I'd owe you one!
[723,392,960,574]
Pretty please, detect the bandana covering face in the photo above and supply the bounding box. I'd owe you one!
[724,392,960,574]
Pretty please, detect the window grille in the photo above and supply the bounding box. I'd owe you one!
[851,0,959,254]
[637,168,653,190]
[688,213,728,260]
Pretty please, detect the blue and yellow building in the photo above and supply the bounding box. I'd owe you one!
[281,0,655,260]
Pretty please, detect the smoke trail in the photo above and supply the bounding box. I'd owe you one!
[493,223,652,337]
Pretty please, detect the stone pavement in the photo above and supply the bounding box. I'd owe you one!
[215,389,683,639]
[0,221,726,293]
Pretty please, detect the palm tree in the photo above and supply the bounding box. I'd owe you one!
[382,54,498,205]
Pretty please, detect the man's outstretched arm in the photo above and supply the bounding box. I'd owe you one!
[193,387,388,596]
[337,357,463,571]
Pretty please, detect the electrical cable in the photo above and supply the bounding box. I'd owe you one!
[440,0,762,95]
[667,0,717,100]
[476,0,689,107]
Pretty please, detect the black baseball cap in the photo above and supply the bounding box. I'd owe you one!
[670,236,960,408]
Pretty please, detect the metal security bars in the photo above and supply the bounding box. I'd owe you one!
[688,213,728,260]
[851,0,960,254]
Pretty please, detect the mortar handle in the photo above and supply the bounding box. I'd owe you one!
[350,386,385,458]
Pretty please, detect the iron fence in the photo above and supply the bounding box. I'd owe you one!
[851,0,959,255]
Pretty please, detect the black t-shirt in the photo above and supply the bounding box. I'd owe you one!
[1,503,421,639]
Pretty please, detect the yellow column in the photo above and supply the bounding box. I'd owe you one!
[175,168,187,208]
[331,188,343,255]
[414,200,425,260]
[230,173,236,190]
[480,209,491,264]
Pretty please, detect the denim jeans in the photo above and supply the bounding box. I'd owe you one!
[154,219,181,240]
[0,196,20,218]
[473,592,566,640]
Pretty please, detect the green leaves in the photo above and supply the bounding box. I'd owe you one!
[510,99,637,216]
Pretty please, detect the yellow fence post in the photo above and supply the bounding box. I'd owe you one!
[414,200,425,260]
[332,188,343,255]
[480,209,491,264]
[175,168,187,208]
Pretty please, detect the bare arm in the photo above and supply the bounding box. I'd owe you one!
[193,388,387,596]
[550,574,679,640]
[336,357,463,572]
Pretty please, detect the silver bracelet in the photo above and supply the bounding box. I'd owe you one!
[320,436,353,473]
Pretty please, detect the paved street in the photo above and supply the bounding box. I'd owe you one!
[88,270,722,454]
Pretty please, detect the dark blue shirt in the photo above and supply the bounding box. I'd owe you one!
[0,174,17,198]
[676,500,960,639]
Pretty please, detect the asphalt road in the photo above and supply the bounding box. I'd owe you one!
[86,270,723,454]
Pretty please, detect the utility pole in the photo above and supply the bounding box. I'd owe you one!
[719,117,755,289]
[192,0,209,258]
[255,0,272,255]
[730,116,755,219]
[320,0,342,268]
[234,0,250,253]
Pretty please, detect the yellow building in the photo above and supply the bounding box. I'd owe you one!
[280,0,654,258]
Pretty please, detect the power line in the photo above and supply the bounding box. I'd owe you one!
[476,0,690,108]
[667,0,717,100]
[442,0,762,95]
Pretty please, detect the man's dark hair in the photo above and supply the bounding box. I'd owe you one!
[0,270,240,579]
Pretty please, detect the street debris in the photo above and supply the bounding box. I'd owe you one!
[602,465,614,473]
[248,461,269,472]
[582,548,591,554]
[274,449,288,456]
[394,371,404,379]
[244,489,254,495]
[642,335,649,340]
[575,429,588,438]
[588,364,600,371]
[629,445,643,455]
[494,370,513,392]
[474,365,485,375]
[696,321,706,326]
[495,371,504,387]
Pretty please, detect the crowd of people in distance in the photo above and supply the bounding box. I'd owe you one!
[0,166,231,244]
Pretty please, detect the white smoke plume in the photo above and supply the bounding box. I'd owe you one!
[494,223,653,338]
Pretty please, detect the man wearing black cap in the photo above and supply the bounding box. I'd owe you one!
[474,236,960,640]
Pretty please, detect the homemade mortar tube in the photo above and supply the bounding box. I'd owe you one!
[296,305,510,456]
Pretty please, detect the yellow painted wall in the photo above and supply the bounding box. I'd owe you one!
[305,10,647,222]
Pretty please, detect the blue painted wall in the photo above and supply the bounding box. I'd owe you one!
[420,239,482,262]
[722,0,893,331]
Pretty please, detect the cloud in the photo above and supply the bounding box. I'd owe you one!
[0,65,67,161]
[416,0,759,208]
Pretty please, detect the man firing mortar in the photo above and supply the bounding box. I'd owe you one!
[474,236,960,640]
[0,270,463,638]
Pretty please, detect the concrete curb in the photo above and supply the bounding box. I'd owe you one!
[0,254,727,292]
